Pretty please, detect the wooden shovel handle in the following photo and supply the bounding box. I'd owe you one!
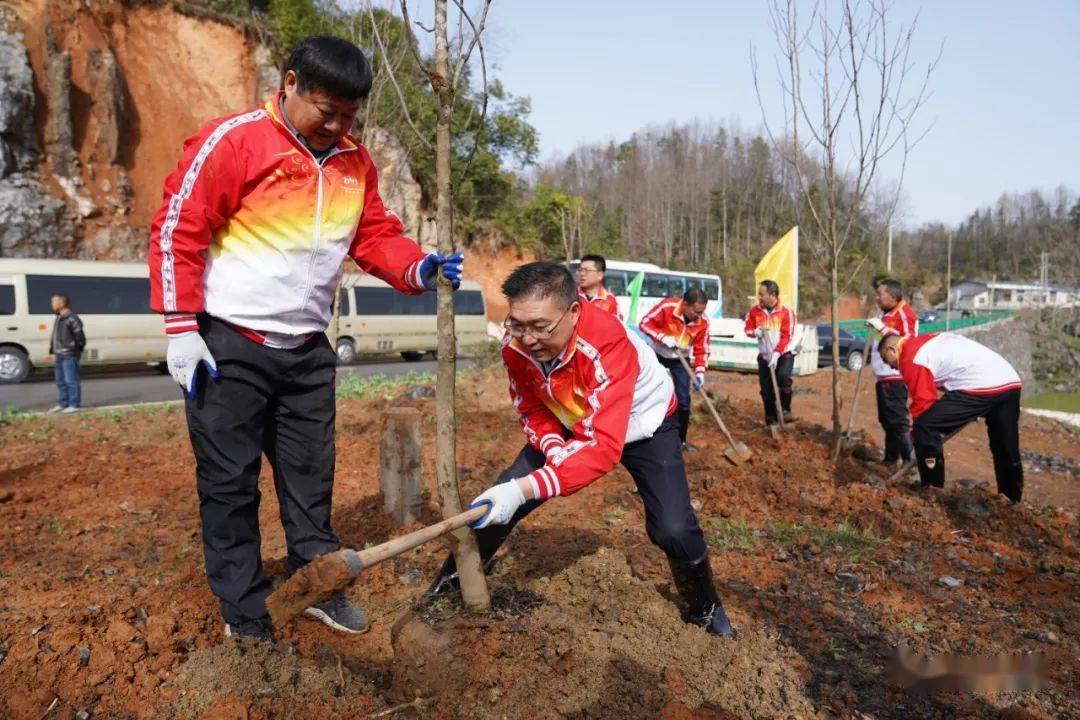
[354,505,488,570]
[674,352,740,448]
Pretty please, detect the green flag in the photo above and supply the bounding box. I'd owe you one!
[625,271,645,327]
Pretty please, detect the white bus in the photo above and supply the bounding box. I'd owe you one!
[332,275,489,363]
[567,260,723,322]
[0,259,491,383]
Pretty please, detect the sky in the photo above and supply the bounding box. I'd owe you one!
[480,0,1080,228]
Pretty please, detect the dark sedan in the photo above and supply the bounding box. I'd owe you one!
[816,324,868,371]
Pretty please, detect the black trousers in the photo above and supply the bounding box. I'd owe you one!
[657,355,692,443]
[185,317,339,625]
[912,389,1023,502]
[757,353,794,424]
[470,413,709,565]
[876,380,914,462]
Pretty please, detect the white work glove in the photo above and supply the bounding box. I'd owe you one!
[768,351,780,369]
[694,371,705,391]
[661,336,679,350]
[754,327,765,339]
[866,317,886,333]
[469,480,527,529]
[167,332,219,398]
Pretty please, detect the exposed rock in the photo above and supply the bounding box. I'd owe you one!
[0,16,38,177]
[253,43,280,103]
[0,174,76,257]
[364,125,433,249]
[87,46,124,165]
[44,30,76,178]
[80,220,144,261]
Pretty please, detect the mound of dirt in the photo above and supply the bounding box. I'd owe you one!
[170,640,380,719]
[393,549,820,719]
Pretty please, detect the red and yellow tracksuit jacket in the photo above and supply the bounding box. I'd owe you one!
[897,333,1022,419]
[744,303,797,357]
[870,300,918,382]
[148,92,427,345]
[579,285,621,321]
[638,298,710,372]
[504,302,677,500]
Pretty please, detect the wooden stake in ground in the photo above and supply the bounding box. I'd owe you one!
[837,333,874,458]
[381,408,422,524]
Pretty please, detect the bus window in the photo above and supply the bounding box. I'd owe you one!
[643,273,668,297]
[354,286,394,314]
[0,285,14,315]
[603,270,628,296]
[338,288,351,316]
[458,290,486,315]
[663,274,686,297]
[27,275,151,314]
[703,278,720,301]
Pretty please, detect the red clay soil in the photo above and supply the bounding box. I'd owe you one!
[0,363,1076,719]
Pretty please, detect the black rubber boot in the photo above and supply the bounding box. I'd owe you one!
[668,554,735,637]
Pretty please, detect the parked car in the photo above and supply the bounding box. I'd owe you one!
[816,324,867,371]
[917,310,939,324]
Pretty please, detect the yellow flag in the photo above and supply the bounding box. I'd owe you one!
[754,226,798,312]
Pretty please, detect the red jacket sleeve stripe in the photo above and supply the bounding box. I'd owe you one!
[149,109,264,314]
[638,300,671,342]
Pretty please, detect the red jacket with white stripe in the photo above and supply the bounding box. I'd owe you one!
[504,301,677,500]
[870,300,918,382]
[898,333,1022,419]
[579,285,622,321]
[744,303,796,357]
[148,93,427,342]
[638,297,710,372]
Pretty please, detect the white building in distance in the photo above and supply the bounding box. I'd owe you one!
[949,280,1078,311]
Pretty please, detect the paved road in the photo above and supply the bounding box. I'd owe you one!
[0,357,471,412]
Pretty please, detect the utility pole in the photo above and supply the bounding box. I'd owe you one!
[886,224,893,274]
[945,231,952,331]
[1040,251,1049,307]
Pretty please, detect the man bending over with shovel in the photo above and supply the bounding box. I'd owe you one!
[426,262,734,637]
[638,287,711,451]
[878,332,1023,502]
[148,35,462,641]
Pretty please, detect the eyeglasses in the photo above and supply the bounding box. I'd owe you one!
[503,306,573,339]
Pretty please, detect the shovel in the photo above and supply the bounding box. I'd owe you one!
[839,335,874,452]
[266,505,487,628]
[675,352,752,465]
[762,337,787,440]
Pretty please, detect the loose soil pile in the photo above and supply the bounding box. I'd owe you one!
[0,366,1076,719]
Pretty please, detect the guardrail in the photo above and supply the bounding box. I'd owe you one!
[838,311,1013,339]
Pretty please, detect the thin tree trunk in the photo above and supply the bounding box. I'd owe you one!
[433,0,490,612]
[829,247,842,457]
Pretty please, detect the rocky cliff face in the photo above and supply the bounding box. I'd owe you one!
[0,0,434,261]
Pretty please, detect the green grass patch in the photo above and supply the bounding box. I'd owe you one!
[709,518,887,561]
[1022,392,1080,413]
[706,518,759,552]
[0,408,24,427]
[335,372,435,400]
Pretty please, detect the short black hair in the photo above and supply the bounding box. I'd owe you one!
[580,254,606,272]
[283,35,373,100]
[759,279,780,297]
[51,293,69,306]
[878,334,900,355]
[878,278,903,301]
[683,286,707,305]
[502,262,578,310]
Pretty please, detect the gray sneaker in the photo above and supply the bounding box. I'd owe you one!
[224,616,273,642]
[304,591,369,634]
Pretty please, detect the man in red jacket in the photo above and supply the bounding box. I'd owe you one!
[744,280,797,426]
[866,279,918,467]
[426,262,734,637]
[879,332,1023,501]
[147,35,462,641]
[638,287,710,451]
[577,254,621,319]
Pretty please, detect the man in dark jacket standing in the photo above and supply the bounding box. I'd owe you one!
[49,294,85,414]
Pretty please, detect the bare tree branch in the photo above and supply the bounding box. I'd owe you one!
[366,1,435,150]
